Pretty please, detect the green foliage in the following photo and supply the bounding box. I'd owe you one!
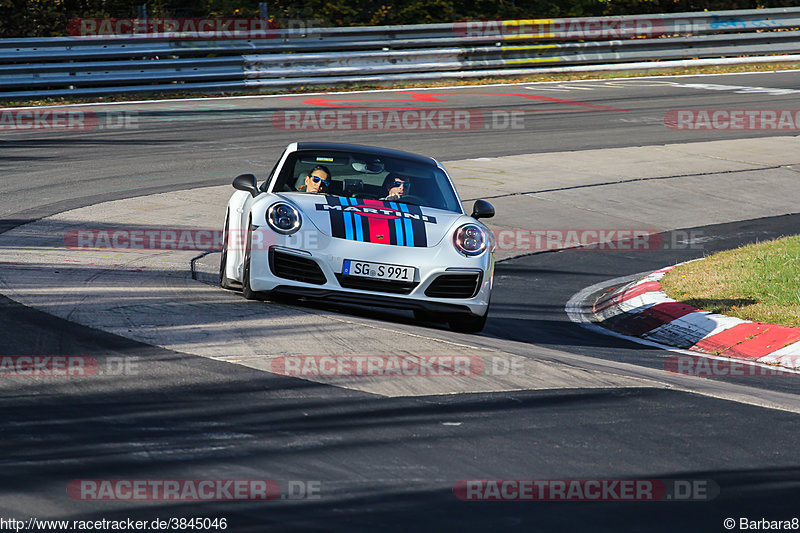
[395,0,457,24]
[2,0,799,37]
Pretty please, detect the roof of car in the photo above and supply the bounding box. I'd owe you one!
[294,142,436,165]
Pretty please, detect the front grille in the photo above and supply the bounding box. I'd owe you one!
[424,273,482,298]
[335,274,418,294]
[269,249,327,285]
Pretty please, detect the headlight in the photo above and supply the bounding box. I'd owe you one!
[453,224,487,256]
[267,203,302,235]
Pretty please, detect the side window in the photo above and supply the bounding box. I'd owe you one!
[274,153,302,191]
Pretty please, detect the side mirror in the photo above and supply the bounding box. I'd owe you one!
[233,174,259,197]
[471,199,495,220]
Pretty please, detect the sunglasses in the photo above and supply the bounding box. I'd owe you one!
[309,175,330,186]
[391,180,409,188]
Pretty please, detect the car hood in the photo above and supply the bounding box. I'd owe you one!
[278,192,465,247]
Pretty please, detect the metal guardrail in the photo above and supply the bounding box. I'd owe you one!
[2,7,800,99]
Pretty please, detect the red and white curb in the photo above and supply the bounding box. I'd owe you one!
[581,265,800,370]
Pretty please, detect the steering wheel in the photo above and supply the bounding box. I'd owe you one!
[393,195,426,206]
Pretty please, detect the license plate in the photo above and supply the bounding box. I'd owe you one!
[342,260,414,282]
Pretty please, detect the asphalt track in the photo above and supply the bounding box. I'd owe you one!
[1,71,800,532]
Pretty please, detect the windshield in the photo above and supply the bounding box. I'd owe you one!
[270,149,462,213]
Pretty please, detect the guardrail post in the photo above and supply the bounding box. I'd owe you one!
[137,4,148,34]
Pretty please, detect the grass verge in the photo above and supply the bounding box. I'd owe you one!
[2,61,799,108]
[660,235,800,328]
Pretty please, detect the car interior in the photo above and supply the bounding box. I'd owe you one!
[271,151,459,212]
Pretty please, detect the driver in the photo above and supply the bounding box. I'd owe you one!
[380,174,411,202]
[299,165,332,194]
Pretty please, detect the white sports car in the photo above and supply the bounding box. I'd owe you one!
[219,142,496,332]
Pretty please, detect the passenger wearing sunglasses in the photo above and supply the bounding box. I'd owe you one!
[380,174,411,202]
[300,165,332,194]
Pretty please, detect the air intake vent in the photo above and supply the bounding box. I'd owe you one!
[269,249,326,285]
[424,273,482,298]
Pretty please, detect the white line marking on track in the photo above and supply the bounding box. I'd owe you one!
[6,70,800,111]
[669,82,800,95]
[565,272,800,377]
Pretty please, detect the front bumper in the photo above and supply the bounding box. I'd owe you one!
[270,285,477,315]
[248,230,493,316]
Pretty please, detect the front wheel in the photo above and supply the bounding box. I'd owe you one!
[242,220,263,301]
[448,311,488,333]
[219,210,238,290]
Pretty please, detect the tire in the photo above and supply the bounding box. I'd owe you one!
[219,210,239,290]
[448,311,488,333]
[241,219,262,301]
